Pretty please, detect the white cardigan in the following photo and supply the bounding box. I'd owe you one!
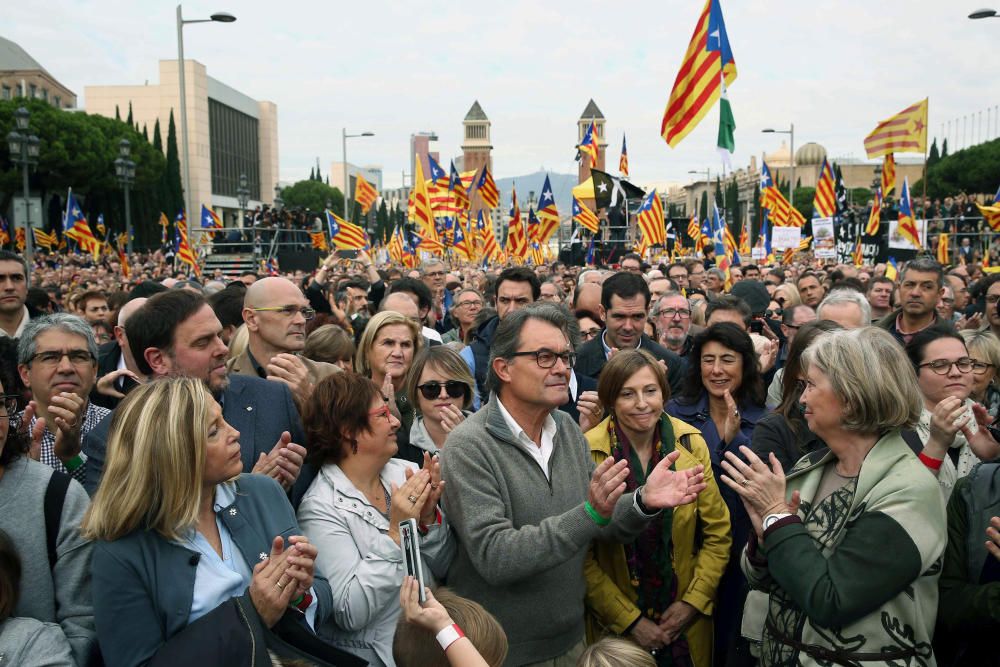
[297,459,454,667]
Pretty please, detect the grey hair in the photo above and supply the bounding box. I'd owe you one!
[577,270,598,288]
[486,303,574,396]
[18,313,99,366]
[817,289,871,326]
[420,259,445,273]
[652,291,686,316]
[706,267,726,281]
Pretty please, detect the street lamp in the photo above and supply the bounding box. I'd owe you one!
[762,124,795,207]
[114,139,137,254]
[969,8,999,18]
[236,173,250,228]
[342,129,374,221]
[7,106,39,271]
[176,5,236,223]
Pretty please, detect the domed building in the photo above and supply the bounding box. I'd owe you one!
[764,141,829,190]
[795,142,827,167]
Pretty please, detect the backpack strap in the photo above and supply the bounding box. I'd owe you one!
[900,429,924,456]
[44,471,71,571]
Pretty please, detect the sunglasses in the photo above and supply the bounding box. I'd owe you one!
[417,380,469,401]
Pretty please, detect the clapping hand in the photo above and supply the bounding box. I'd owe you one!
[720,446,800,542]
[986,516,1000,563]
[577,390,602,434]
[405,452,444,526]
[643,451,706,509]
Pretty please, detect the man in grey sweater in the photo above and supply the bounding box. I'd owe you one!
[441,303,706,666]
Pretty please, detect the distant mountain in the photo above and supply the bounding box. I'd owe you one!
[494,171,578,217]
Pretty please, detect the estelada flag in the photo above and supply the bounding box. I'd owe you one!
[635,190,665,246]
[865,189,883,236]
[354,174,379,215]
[536,175,560,243]
[864,99,927,158]
[577,121,599,168]
[573,197,600,234]
[325,211,367,250]
[881,154,896,196]
[474,165,499,210]
[661,0,737,147]
[896,177,921,249]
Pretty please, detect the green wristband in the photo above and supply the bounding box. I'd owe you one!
[290,594,304,607]
[63,453,84,472]
[584,501,611,527]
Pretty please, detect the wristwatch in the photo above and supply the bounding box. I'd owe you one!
[762,512,792,531]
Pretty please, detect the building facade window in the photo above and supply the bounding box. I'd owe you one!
[53,95,61,107]
[40,88,48,102]
[208,97,260,200]
[29,83,36,98]
[1,85,10,101]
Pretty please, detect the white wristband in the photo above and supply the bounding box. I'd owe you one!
[435,623,465,652]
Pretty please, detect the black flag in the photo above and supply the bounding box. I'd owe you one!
[590,169,646,212]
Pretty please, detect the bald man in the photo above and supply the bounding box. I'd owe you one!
[92,297,147,409]
[227,277,339,406]
[382,291,442,347]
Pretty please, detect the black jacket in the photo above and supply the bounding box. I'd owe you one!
[557,372,597,425]
[574,333,686,396]
[467,315,501,401]
[90,341,123,410]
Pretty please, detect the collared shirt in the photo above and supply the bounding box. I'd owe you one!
[0,306,29,338]
[27,401,110,483]
[600,329,643,360]
[495,397,557,480]
[246,348,268,379]
[894,312,936,345]
[178,483,317,628]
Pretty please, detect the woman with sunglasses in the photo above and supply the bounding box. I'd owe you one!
[404,347,475,456]
[298,372,453,667]
[905,325,1000,500]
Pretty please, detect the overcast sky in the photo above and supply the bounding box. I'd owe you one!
[7,1,1000,189]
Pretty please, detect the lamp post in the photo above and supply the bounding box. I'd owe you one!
[342,129,374,221]
[969,8,999,18]
[236,173,250,229]
[114,139,137,254]
[176,5,235,223]
[762,124,795,207]
[688,168,713,217]
[7,107,39,270]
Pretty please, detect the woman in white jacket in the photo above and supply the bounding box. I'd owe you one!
[298,371,454,667]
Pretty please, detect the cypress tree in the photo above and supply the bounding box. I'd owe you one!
[928,139,940,167]
[699,190,709,223]
[165,109,184,215]
[152,118,163,153]
[142,123,149,142]
[942,139,949,158]
[127,102,134,126]
[309,166,316,181]
[115,105,121,121]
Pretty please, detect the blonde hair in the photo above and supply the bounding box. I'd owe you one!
[961,329,1000,370]
[576,638,655,667]
[800,327,921,434]
[393,587,508,667]
[354,310,421,377]
[774,283,802,308]
[226,324,249,362]
[81,377,216,542]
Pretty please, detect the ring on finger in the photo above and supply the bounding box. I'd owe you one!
[407,494,418,504]
[741,478,751,487]
[275,581,286,590]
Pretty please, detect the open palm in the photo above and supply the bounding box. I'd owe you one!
[643,451,706,508]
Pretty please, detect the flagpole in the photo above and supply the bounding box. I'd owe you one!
[922,99,929,220]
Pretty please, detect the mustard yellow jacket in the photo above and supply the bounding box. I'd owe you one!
[583,416,732,667]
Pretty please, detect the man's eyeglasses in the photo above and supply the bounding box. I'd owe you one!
[656,308,691,319]
[28,350,95,367]
[424,270,446,278]
[252,306,316,320]
[455,300,483,309]
[416,380,469,401]
[919,358,975,375]
[581,327,602,340]
[508,349,576,369]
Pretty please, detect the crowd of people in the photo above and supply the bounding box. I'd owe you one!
[1,241,1000,667]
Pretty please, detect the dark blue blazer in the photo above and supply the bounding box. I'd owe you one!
[83,374,308,498]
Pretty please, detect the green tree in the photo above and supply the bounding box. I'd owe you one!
[793,187,815,221]
[913,137,1000,198]
[928,138,940,167]
[115,105,120,122]
[126,102,133,127]
[942,139,949,159]
[141,123,148,142]
[164,109,184,216]
[309,166,316,181]
[281,179,344,216]
[375,199,389,243]
[699,190,708,223]
[152,118,162,153]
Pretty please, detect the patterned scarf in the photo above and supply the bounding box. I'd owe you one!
[609,414,692,666]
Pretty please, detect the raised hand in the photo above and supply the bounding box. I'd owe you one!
[48,392,85,462]
[95,369,141,399]
[926,396,969,458]
[438,404,466,434]
[576,390,602,434]
[587,457,630,519]
[643,451,706,508]
[960,402,1000,462]
[388,469,431,545]
[266,354,313,405]
[720,447,793,522]
[721,390,742,444]
[399,576,452,633]
[248,536,297,628]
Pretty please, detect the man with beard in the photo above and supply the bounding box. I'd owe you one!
[82,290,307,498]
[653,291,698,357]
[875,258,946,345]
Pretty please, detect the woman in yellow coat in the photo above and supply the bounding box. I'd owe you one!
[583,350,731,667]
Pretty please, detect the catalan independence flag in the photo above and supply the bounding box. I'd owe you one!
[864,99,928,159]
[476,210,500,262]
[976,184,1000,232]
[409,159,439,242]
[310,231,328,251]
[937,230,950,265]
[0,217,9,246]
[448,160,469,211]
[813,158,836,219]
[175,210,199,273]
[661,0,737,148]
[64,192,102,260]
[573,196,600,234]
[619,135,629,177]
[881,154,896,196]
[635,190,665,246]
[506,187,527,259]
[201,205,223,239]
[536,175,560,243]
[896,177,921,249]
[865,189,883,236]
[354,174,379,215]
[577,121,599,168]
[326,210,367,250]
[474,165,499,210]
[452,218,473,261]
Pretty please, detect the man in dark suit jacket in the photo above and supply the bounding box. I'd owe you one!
[82,290,308,498]
[574,271,686,395]
[90,297,148,410]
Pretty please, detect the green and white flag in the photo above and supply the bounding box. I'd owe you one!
[717,72,736,170]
